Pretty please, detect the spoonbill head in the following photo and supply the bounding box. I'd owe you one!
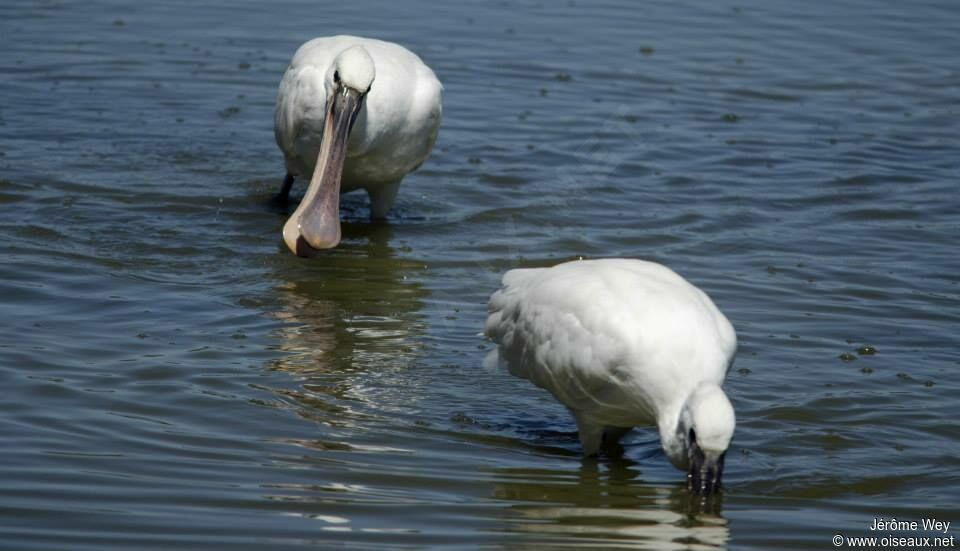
[672,382,736,495]
[274,36,442,256]
[484,258,738,495]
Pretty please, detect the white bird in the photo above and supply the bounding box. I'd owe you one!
[274,35,442,256]
[484,258,737,494]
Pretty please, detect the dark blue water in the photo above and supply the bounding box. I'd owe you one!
[1,0,958,548]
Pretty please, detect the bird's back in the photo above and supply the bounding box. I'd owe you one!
[484,259,736,427]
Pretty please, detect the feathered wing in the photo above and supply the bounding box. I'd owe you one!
[274,62,328,177]
[484,267,542,374]
[484,266,643,422]
[405,69,442,173]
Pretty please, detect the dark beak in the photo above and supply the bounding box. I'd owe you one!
[688,439,725,495]
[282,84,365,256]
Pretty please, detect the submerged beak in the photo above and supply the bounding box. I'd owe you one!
[283,84,364,256]
[688,440,725,495]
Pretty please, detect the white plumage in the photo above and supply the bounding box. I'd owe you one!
[274,35,442,255]
[485,258,737,494]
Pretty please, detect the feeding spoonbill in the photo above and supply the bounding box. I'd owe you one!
[274,36,442,256]
[484,258,737,494]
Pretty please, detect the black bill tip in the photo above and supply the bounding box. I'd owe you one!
[687,431,726,495]
[294,235,321,258]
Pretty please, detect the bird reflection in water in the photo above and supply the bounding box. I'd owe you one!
[492,456,729,549]
[263,217,429,426]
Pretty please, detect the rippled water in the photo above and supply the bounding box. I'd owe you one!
[2,0,959,548]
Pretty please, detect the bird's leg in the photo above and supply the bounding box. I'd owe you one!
[274,172,295,205]
[572,411,604,457]
[600,426,631,456]
[367,181,401,220]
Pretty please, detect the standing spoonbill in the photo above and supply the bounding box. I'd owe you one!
[274,36,442,256]
[484,258,737,495]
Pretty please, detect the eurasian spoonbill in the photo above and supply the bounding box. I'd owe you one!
[485,258,737,494]
[274,36,442,256]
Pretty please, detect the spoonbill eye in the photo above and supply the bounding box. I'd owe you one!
[333,70,341,83]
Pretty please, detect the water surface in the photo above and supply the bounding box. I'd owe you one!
[1,0,959,548]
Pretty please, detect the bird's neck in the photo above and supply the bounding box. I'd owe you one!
[657,402,690,471]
